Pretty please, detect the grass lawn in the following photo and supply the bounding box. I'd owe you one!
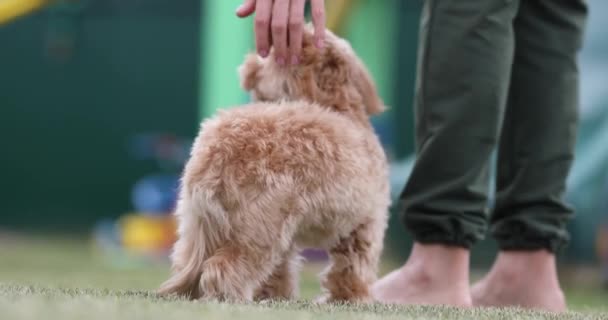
[1,236,607,320]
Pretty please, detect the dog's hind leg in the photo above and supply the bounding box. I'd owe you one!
[198,208,297,302]
[319,216,387,303]
[254,246,302,301]
[198,242,291,302]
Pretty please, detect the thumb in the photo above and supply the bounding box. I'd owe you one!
[236,0,256,17]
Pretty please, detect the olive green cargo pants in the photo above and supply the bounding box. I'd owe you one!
[400,0,588,252]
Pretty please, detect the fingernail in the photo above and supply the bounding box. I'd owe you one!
[291,55,299,65]
[259,49,268,57]
[276,56,286,66]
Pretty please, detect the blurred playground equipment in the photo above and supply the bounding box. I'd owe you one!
[92,133,185,265]
[1,1,607,274]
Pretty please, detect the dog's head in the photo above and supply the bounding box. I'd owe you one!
[238,26,385,119]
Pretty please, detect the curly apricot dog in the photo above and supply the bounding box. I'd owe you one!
[158,27,390,303]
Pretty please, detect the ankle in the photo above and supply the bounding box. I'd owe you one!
[487,250,561,287]
[404,243,470,285]
[495,250,557,273]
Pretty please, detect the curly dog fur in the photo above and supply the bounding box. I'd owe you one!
[158,27,390,303]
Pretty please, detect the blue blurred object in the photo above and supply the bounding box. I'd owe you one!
[126,133,191,171]
[131,174,180,215]
[371,117,394,156]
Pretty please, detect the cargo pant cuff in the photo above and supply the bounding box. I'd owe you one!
[413,233,475,249]
[403,209,485,250]
[492,226,569,253]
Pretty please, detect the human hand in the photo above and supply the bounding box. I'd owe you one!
[236,0,326,65]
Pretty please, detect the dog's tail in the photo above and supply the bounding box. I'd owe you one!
[157,187,230,299]
[157,223,205,298]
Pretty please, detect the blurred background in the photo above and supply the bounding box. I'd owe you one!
[0,0,607,310]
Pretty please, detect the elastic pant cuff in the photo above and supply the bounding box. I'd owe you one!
[494,234,567,253]
[403,209,485,250]
[413,233,475,249]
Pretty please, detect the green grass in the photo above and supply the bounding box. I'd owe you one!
[1,237,607,320]
[2,284,607,320]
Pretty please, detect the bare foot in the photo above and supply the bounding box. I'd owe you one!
[471,250,566,312]
[372,243,473,307]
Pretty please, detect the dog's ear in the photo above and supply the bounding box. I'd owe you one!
[352,60,386,115]
[238,53,262,91]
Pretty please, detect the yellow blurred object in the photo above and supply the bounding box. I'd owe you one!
[0,0,52,25]
[119,214,177,253]
[326,0,357,35]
